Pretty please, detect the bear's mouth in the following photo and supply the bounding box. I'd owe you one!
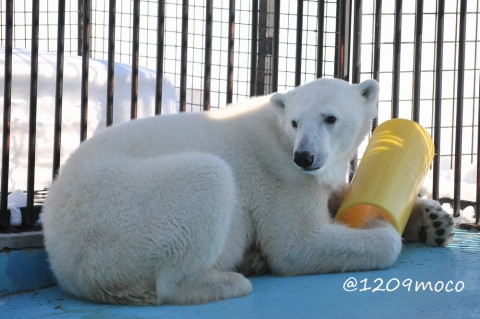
[299,166,323,175]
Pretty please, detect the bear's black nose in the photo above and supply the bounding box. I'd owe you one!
[294,151,314,168]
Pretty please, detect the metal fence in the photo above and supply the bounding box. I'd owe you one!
[1,0,479,232]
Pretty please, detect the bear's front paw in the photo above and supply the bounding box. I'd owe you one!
[405,199,455,246]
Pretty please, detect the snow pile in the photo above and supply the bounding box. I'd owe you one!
[6,189,26,226]
[0,48,178,193]
[420,163,478,225]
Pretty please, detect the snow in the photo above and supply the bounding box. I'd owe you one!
[421,163,477,203]
[420,164,478,226]
[6,190,26,227]
[1,48,178,193]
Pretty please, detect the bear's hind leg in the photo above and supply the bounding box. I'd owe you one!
[156,268,252,305]
[148,153,252,304]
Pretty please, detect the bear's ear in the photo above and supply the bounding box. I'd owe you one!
[270,92,288,114]
[356,79,379,104]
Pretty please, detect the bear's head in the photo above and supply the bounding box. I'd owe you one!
[270,78,379,176]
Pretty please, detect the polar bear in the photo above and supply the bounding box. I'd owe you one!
[42,78,454,305]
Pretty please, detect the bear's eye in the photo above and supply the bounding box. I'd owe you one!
[291,120,298,128]
[324,116,337,125]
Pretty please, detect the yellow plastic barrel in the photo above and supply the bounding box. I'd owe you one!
[336,118,435,234]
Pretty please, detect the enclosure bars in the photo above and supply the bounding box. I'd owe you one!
[155,0,165,114]
[203,0,213,111]
[316,0,325,78]
[226,0,236,104]
[432,0,445,201]
[412,0,423,123]
[205,0,235,106]
[0,0,13,229]
[335,0,352,81]
[478,78,480,224]
[109,0,166,118]
[179,0,189,112]
[252,0,325,93]
[130,0,140,119]
[78,0,83,56]
[250,0,258,97]
[391,0,402,118]
[350,0,362,178]
[351,0,362,85]
[1,0,44,229]
[1,0,478,230]
[453,0,467,217]
[250,0,280,96]
[80,0,90,142]
[271,0,280,93]
[26,0,40,227]
[477,0,480,224]
[106,0,116,126]
[3,0,357,229]
[372,0,381,83]
[52,0,66,179]
[371,0,382,130]
[294,0,303,87]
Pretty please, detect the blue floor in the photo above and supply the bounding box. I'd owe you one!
[1,230,479,319]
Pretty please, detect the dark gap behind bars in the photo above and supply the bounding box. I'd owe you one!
[1,0,480,232]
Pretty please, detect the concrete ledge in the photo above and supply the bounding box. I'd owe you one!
[0,232,54,296]
[0,248,55,296]
[0,231,44,250]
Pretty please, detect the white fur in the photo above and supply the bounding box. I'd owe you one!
[43,78,403,305]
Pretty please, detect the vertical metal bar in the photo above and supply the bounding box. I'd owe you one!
[80,0,91,142]
[106,0,116,126]
[472,1,480,224]
[271,0,280,92]
[203,0,213,111]
[335,0,343,78]
[346,0,352,81]
[250,0,258,97]
[335,0,352,81]
[130,0,140,119]
[470,0,479,166]
[412,0,423,122]
[256,0,267,96]
[352,0,362,84]
[316,0,325,78]
[26,0,40,226]
[53,0,66,180]
[392,0,402,119]
[179,0,189,112]
[453,0,467,217]
[295,0,304,86]
[449,3,460,170]
[432,0,444,201]
[373,0,382,82]
[226,0,235,104]
[477,2,480,224]
[349,0,362,181]
[371,0,382,131]
[78,0,84,56]
[477,71,480,223]
[155,0,165,115]
[1,0,13,229]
